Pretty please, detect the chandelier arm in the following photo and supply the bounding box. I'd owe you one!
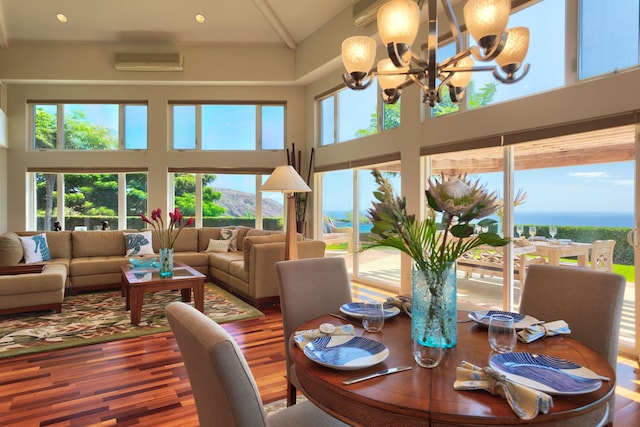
[441,0,464,53]
[425,0,438,106]
[493,63,531,84]
[342,73,374,90]
[438,49,473,72]
[470,32,508,62]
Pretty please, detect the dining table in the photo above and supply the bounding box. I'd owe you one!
[530,240,593,266]
[290,311,615,427]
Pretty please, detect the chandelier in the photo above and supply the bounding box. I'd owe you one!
[341,0,530,107]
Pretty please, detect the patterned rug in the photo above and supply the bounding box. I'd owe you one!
[0,283,264,359]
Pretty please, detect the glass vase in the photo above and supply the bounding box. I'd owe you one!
[411,262,457,348]
[159,248,174,278]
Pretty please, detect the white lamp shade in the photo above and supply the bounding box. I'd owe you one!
[342,36,377,74]
[377,0,420,47]
[448,56,475,87]
[377,58,409,90]
[495,27,530,68]
[463,0,510,43]
[260,165,311,194]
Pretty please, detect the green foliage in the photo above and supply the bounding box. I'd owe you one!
[174,173,224,217]
[63,110,117,150]
[35,107,57,149]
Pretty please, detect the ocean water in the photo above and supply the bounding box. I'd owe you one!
[325,210,635,230]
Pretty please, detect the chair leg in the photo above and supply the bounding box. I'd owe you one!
[287,381,297,406]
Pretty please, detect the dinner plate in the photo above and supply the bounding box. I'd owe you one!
[340,302,401,319]
[489,352,602,395]
[303,336,389,370]
[468,310,540,329]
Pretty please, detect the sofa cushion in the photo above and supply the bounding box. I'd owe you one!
[0,233,24,266]
[197,227,228,251]
[17,231,73,260]
[72,230,135,258]
[220,229,239,251]
[235,226,252,251]
[206,238,231,253]
[152,227,198,253]
[124,231,155,256]
[18,233,52,264]
[209,251,243,273]
[243,234,287,271]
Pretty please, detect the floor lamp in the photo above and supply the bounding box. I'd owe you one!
[260,165,311,260]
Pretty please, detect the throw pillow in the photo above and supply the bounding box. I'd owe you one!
[124,231,155,256]
[206,238,231,253]
[0,232,25,266]
[18,233,52,264]
[220,228,239,251]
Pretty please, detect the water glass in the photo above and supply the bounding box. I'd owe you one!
[362,302,385,332]
[488,314,516,354]
[413,323,443,368]
[516,225,524,237]
[528,226,537,240]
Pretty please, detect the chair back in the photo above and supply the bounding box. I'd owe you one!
[276,257,353,377]
[166,302,268,427]
[590,239,616,272]
[520,264,625,367]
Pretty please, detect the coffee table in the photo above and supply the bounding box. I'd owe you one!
[120,261,206,325]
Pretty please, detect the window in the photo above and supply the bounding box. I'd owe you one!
[33,172,147,230]
[171,103,285,151]
[579,0,640,79]
[33,103,148,150]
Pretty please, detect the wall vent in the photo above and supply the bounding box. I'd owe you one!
[114,53,183,72]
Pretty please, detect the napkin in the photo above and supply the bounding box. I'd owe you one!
[517,320,571,343]
[454,361,553,420]
[293,324,355,349]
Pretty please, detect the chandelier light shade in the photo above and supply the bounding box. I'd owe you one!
[341,0,531,107]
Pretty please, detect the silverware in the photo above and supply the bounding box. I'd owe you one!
[342,366,412,385]
[329,312,362,326]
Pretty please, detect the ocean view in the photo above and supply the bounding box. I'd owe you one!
[325,210,635,231]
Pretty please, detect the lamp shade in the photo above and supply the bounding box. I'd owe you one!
[377,0,420,47]
[463,0,510,44]
[495,27,530,68]
[260,165,311,194]
[342,36,377,75]
[377,58,409,90]
[448,56,475,87]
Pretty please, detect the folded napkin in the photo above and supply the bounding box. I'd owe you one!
[293,324,355,350]
[454,361,553,420]
[517,320,571,343]
[386,295,412,317]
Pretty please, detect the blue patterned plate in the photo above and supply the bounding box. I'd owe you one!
[468,310,540,329]
[340,302,401,319]
[490,352,602,395]
[303,336,389,370]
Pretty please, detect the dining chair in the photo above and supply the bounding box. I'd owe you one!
[165,302,348,427]
[519,264,626,426]
[276,257,353,406]
[590,239,616,272]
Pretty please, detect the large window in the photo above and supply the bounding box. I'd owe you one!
[33,172,147,231]
[33,103,148,150]
[171,103,285,151]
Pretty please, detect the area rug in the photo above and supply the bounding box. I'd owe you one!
[0,283,264,359]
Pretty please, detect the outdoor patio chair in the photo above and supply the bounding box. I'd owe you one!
[276,257,353,406]
[590,239,616,272]
[519,264,626,425]
[165,302,348,427]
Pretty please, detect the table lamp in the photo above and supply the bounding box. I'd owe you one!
[260,165,311,260]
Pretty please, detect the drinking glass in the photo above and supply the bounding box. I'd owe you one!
[488,314,516,354]
[413,322,443,368]
[549,226,557,239]
[362,302,385,332]
[528,226,537,240]
[516,225,524,238]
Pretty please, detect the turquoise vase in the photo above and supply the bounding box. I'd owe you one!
[411,262,457,348]
[159,248,174,278]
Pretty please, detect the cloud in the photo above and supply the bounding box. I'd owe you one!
[567,171,609,178]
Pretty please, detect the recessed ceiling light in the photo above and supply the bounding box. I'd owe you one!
[56,14,68,23]
[195,14,205,23]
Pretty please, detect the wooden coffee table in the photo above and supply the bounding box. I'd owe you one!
[120,261,206,325]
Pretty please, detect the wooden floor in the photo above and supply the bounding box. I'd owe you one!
[1,295,639,426]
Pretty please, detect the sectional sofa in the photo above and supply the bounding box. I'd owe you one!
[0,226,326,314]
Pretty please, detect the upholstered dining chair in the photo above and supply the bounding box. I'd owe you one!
[519,264,626,426]
[165,302,348,427]
[590,239,616,272]
[276,257,353,406]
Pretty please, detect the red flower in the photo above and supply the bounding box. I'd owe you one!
[140,207,193,249]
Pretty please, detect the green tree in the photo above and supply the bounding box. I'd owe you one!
[174,173,225,217]
[63,110,118,150]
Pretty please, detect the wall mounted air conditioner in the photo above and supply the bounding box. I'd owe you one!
[114,53,183,72]
[353,0,387,27]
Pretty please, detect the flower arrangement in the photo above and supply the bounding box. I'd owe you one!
[141,207,194,250]
[366,170,510,275]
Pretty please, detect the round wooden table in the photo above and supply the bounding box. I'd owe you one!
[290,312,615,426]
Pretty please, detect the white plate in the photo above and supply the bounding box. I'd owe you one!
[303,336,389,370]
[489,352,602,395]
[340,302,401,319]
[468,310,540,329]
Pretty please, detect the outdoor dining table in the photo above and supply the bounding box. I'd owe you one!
[530,240,593,266]
[290,311,615,426]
